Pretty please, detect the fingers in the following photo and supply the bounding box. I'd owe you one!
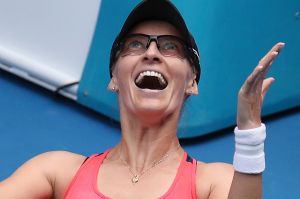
[260,42,285,62]
[269,42,285,54]
[261,77,275,100]
[258,42,285,72]
[257,51,278,77]
[242,42,284,95]
[246,66,262,84]
[255,42,285,85]
[243,66,263,95]
[243,66,271,96]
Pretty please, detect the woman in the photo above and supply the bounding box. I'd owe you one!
[0,0,284,198]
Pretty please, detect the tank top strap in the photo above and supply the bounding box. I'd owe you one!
[189,154,198,199]
[160,152,197,199]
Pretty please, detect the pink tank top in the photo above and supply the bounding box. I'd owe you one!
[64,150,197,199]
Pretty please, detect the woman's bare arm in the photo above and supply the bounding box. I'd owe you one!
[0,151,85,199]
[197,42,285,199]
[0,152,55,199]
[227,42,284,199]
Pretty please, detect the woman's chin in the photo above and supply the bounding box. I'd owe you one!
[136,102,168,115]
[133,102,179,123]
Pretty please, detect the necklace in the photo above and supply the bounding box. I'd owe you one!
[119,145,181,184]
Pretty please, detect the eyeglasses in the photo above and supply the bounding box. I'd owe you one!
[117,33,193,59]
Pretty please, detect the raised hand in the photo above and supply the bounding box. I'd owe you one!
[237,42,285,130]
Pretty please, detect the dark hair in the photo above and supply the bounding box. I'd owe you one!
[109,0,201,83]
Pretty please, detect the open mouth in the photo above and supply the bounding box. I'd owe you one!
[135,70,168,90]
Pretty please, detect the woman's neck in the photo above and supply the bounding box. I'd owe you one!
[110,108,182,174]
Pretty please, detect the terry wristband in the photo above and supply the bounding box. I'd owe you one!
[233,123,266,174]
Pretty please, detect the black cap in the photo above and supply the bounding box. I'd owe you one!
[109,0,201,83]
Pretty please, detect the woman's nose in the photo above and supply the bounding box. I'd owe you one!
[143,41,162,62]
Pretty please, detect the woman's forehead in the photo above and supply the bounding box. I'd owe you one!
[129,20,181,37]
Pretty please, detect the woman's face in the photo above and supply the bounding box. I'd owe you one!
[109,20,198,120]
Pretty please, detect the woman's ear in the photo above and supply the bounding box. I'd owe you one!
[185,74,198,96]
[107,77,119,92]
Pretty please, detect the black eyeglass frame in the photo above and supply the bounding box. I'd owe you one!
[111,33,200,74]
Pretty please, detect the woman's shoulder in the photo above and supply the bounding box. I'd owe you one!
[0,151,87,199]
[4,150,87,181]
[36,150,87,165]
[37,151,87,198]
[25,150,87,177]
[195,161,234,199]
[196,161,233,173]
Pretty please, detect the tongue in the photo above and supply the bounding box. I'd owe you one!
[136,76,166,90]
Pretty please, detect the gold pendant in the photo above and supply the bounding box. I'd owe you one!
[131,175,139,184]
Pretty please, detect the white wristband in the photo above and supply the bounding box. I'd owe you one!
[233,124,266,174]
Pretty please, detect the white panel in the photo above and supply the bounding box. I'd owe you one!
[0,0,101,99]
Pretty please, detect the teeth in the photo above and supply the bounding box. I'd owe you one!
[135,70,167,86]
